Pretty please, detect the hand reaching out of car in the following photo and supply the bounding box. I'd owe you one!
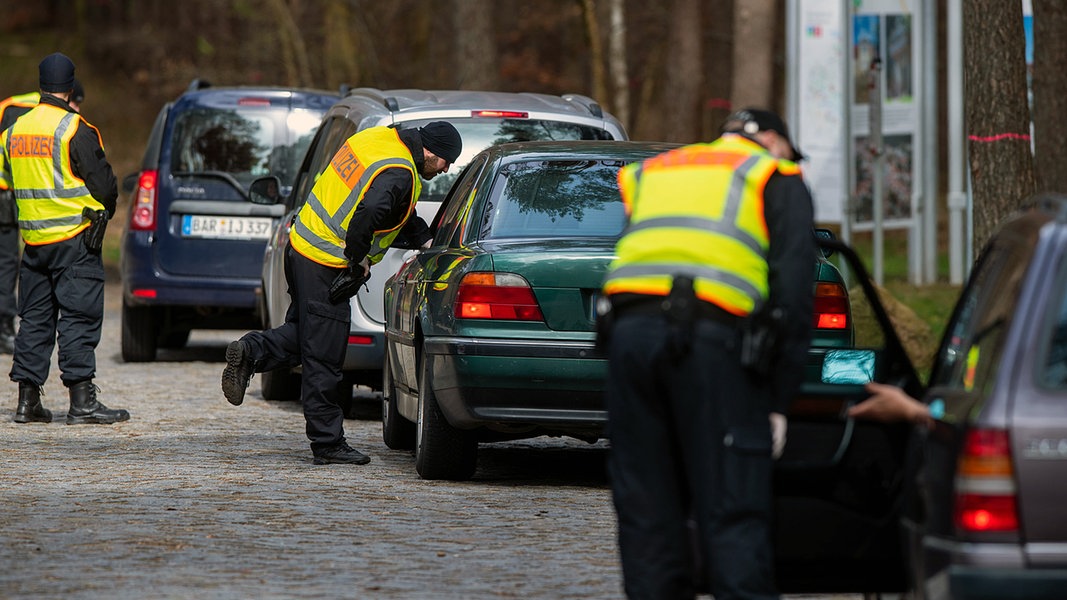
[848,382,932,427]
[769,412,787,459]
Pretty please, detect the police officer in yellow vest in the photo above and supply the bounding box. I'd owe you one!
[0,53,127,424]
[0,80,83,356]
[222,122,461,465]
[600,109,815,599]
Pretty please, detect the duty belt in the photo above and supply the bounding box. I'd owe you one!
[610,294,740,327]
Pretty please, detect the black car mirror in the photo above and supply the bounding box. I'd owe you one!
[814,228,836,258]
[249,176,284,205]
[121,172,138,195]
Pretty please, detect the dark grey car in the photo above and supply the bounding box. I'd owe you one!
[900,196,1067,599]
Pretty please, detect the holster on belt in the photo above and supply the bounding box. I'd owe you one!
[740,305,784,377]
[0,189,16,228]
[327,265,370,305]
[664,275,697,358]
[81,207,108,251]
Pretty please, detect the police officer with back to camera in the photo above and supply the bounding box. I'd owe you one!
[222,121,461,465]
[0,79,84,356]
[0,53,127,425]
[599,108,815,599]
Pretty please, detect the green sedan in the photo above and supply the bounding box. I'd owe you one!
[381,140,853,481]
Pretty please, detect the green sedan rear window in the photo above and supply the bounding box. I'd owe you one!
[486,159,628,239]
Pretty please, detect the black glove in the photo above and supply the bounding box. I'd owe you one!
[327,262,370,304]
[81,207,108,251]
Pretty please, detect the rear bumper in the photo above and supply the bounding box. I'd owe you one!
[922,536,1067,600]
[949,567,1067,600]
[424,335,607,431]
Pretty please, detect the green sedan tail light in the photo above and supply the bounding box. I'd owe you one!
[813,282,849,330]
[456,272,544,321]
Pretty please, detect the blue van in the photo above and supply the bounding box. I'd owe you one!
[119,81,338,362]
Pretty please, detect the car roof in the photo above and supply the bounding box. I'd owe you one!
[479,139,680,161]
[172,85,340,110]
[330,88,627,138]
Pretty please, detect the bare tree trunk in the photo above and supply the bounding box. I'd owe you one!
[578,0,608,107]
[266,0,312,87]
[662,0,703,143]
[453,0,497,89]
[963,0,1034,253]
[729,0,775,110]
[1032,0,1067,194]
[322,0,360,89]
[608,0,630,132]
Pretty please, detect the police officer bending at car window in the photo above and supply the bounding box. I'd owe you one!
[0,53,127,425]
[599,108,815,599]
[222,121,461,466]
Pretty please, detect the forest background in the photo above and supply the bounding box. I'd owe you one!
[1,0,1060,369]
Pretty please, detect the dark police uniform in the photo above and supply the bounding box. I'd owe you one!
[601,123,815,599]
[0,53,127,424]
[0,91,40,354]
[223,123,459,465]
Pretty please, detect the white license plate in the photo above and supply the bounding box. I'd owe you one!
[181,214,273,240]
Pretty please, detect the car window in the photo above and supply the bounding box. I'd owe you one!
[1038,252,1067,388]
[479,159,628,240]
[169,108,277,186]
[397,118,616,205]
[432,156,486,247]
[288,116,358,211]
[929,237,1024,393]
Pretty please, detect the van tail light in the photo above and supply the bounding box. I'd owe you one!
[455,272,544,321]
[129,169,158,231]
[954,428,1019,532]
[813,282,849,330]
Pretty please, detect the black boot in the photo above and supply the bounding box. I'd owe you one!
[14,382,52,423]
[66,381,130,425]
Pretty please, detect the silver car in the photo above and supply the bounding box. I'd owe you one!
[256,89,626,407]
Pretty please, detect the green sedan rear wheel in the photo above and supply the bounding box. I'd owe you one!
[415,348,477,480]
[382,349,415,450]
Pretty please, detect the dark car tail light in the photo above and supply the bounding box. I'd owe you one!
[129,169,158,231]
[471,110,528,119]
[813,282,849,330]
[954,428,1019,532]
[456,272,544,321]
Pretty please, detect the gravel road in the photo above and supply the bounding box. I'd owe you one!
[0,280,863,600]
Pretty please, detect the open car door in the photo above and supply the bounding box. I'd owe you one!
[773,236,923,595]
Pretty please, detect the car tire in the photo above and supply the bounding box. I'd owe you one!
[382,350,415,450]
[261,367,300,401]
[415,349,476,480]
[121,303,158,363]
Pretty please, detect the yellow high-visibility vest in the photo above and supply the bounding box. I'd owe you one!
[604,135,800,316]
[1,103,105,245]
[290,127,421,267]
[0,92,41,192]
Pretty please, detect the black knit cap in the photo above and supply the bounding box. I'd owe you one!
[419,121,462,164]
[39,52,76,93]
[721,107,805,161]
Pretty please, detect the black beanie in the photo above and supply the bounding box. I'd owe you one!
[419,121,462,164]
[39,52,76,93]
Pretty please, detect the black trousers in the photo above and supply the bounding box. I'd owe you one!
[242,246,350,451]
[0,224,20,323]
[605,313,777,600]
[9,234,104,387]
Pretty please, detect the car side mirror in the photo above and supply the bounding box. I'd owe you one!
[814,228,836,258]
[249,176,285,205]
[122,172,138,195]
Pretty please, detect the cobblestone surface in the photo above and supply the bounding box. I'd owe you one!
[0,282,859,599]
